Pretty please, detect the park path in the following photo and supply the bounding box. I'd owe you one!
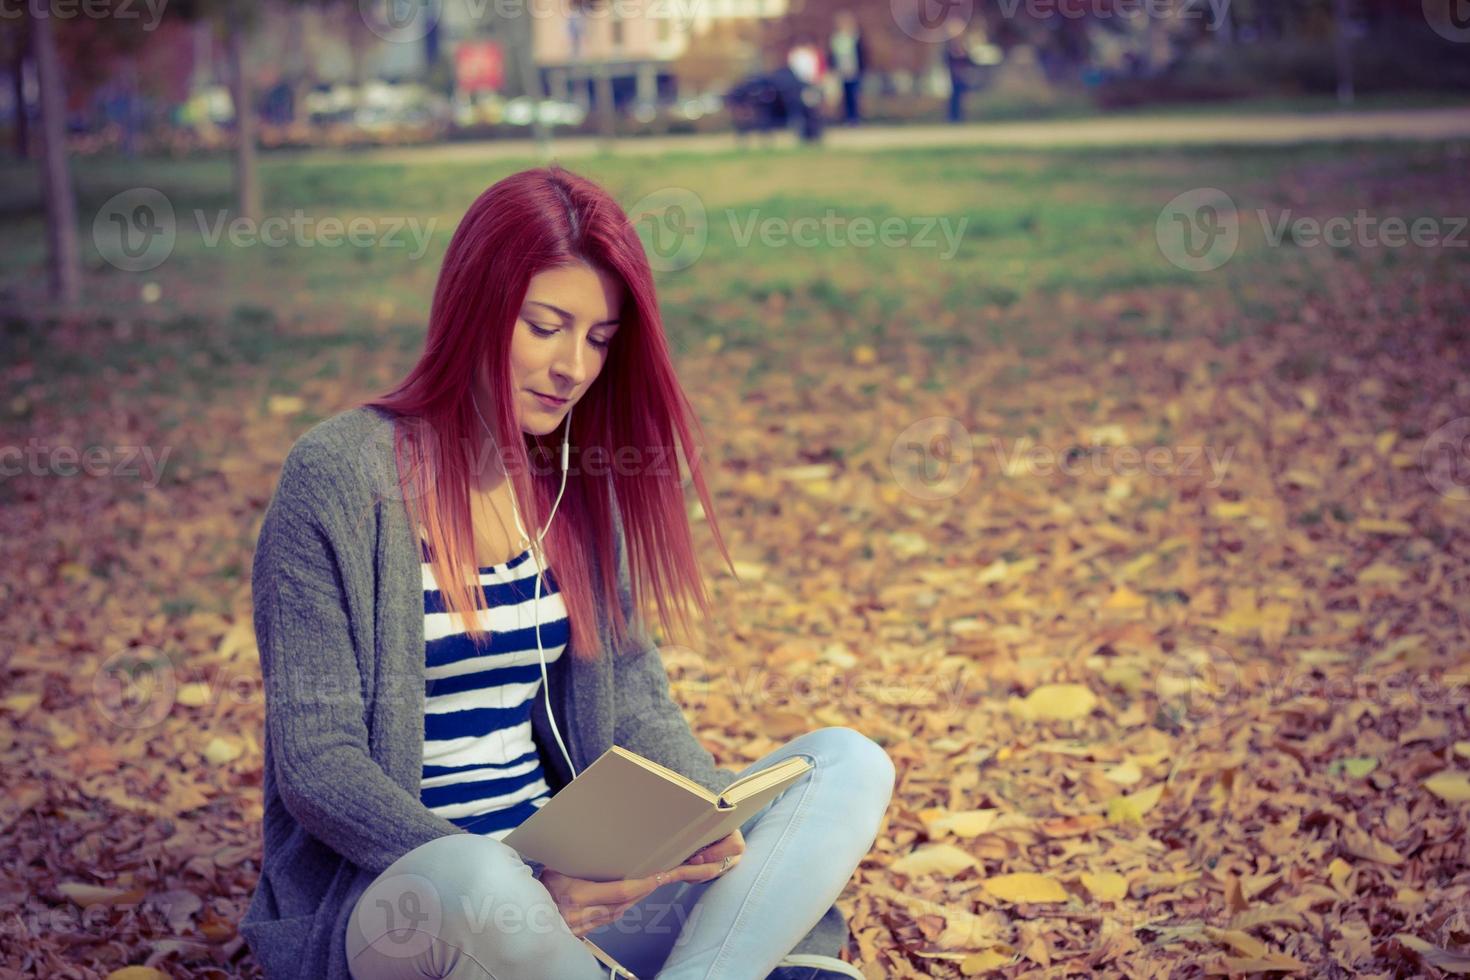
[286,106,1470,166]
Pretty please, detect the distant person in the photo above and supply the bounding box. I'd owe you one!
[787,37,821,87]
[828,10,868,126]
[944,19,977,124]
[783,37,827,142]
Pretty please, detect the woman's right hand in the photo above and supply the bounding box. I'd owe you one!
[539,855,738,938]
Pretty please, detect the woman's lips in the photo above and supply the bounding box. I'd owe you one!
[532,391,569,408]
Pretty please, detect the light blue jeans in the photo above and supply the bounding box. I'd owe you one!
[345,727,896,979]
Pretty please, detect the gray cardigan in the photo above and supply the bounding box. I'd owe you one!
[239,405,845,979]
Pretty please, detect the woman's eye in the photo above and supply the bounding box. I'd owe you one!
[529,321,610,350]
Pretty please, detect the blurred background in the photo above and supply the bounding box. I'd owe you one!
[3,1,1470,978]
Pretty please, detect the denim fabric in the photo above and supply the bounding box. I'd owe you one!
[345,727,895,980]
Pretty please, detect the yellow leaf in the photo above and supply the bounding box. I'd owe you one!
[47,718,79,750]
[891,843,980,877]
[981,872,1069,903]
[1204,926,1269,959]
[729,561,766,581]
[1009,683,1097,722]
[1101,586,1148,612]
[923,809,1000,838]
[267,395,305,416]
[960,950,1014,974]
[1327,857,1354,894]
[1356,562,1407,586]
[176,682,212,708]
[2,692,41,715]
[1343,830,1404,865]
[1211,501,1251,519]
[1423,771,1470,803]
[1079,871,1128,902]
[1394,934,1470,974]
[202,737,243,766]
[106,970,174,980]
[1107,782,1164,824]
[1454,742,1470,759]
[1104,760,1143,786]
[852,344,877,365]
[976,559,1010,585]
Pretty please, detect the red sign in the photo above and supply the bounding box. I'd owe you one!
[455,41,504,94]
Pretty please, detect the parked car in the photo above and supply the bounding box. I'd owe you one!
[724,67,823,142]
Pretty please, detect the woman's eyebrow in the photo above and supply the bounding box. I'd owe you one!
[525,300,620,328]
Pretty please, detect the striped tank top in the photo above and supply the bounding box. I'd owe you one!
[418,538,569,839]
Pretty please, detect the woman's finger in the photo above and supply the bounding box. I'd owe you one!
[687,829,746,865]
[565,898,628,937]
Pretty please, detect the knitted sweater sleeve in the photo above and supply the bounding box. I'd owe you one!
[252,437,466,876]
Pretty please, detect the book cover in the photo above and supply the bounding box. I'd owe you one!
[503,745,812,882]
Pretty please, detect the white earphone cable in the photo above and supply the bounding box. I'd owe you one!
[472,397,619,979]
[470,396,578,781]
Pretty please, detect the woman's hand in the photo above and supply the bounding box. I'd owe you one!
[539,837,743,938]
[684,829,746,869]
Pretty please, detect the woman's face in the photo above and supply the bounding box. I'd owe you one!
[490,261,623,438]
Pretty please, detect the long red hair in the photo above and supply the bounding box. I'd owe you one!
[362,164,732,662]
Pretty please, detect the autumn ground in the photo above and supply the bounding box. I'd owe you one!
[1,138,1469,978]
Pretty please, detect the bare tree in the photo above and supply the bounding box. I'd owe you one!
[29,5,80,304]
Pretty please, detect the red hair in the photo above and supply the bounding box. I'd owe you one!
[362,164,732,662]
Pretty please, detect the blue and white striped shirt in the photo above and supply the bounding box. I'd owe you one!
[418,540,569,840]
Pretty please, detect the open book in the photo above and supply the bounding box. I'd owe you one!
[502,744,812,882]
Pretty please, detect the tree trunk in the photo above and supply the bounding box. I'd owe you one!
[31,8,80,305]
[513,8,550,154]
[10,32,28,158]
[594,61,614,140]
[1332,0,1354,106]
[225,12,259,222]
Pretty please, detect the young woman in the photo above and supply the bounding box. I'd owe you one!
[240,165,895,980]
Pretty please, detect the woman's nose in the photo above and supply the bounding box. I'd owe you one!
[551,336,589,387]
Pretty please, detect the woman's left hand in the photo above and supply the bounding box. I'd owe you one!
[684,829,745,873]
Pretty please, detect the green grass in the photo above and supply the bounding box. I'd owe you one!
[2,137,1468,418]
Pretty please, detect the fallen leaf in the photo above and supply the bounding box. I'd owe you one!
[1423,771,1470,803]
[891,843,980,877]
[1395,934,1470,974]
[981,872,1069,903]
[1079,871,1128,902]
[1009,683,1098,722]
